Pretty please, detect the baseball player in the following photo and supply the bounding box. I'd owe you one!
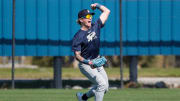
[72,3,110,101]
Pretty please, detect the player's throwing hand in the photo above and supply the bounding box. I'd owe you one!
[91,3,97,10]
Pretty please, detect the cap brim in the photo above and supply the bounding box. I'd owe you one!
[89,12,95,15]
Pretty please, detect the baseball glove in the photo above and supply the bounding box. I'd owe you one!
[92,56,107,68]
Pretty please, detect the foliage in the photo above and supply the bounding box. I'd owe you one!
[138,56,175,68]
[0,67,180,79]
[32,56,75,67]
[32,56,53,67]
[138,56,160,68]
[31,56,177,68]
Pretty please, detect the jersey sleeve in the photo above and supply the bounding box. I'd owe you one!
[72,33,82,52]
[95,18,104,29]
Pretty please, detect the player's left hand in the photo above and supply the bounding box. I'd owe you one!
[91,56,107,68]
[90,3,98,10]
[88,61,95,69]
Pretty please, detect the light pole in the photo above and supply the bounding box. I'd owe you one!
[12,0,16,89]
[120,0,123,88]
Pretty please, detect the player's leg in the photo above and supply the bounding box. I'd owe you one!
[78,63,107,101]
[93,66,109,101]
[97,66,109,92]
[94,91,105,101]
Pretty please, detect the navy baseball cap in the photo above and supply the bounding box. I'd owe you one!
[78,9,95,19]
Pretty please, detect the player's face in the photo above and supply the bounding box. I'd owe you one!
[81,14,92,28]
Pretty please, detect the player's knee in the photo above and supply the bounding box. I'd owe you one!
[104,83,109,94]
[97,80,108,92]
[101,82,109,94]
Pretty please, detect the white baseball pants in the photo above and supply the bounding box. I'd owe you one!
[79,63,109,101]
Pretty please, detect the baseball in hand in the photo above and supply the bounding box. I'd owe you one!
[91,3,97,10]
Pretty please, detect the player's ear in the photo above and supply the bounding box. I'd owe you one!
[77,18,83,25]
[79,18,83,23]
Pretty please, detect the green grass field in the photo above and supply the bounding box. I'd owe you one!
[0,67,180,79]
[0,89,180,101]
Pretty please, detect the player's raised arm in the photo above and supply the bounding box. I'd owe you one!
[91,3,110,25]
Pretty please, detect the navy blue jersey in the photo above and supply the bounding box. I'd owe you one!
[72,18,104,60]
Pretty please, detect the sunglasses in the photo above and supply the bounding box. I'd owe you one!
[82,14,92,19]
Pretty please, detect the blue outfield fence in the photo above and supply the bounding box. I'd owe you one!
[0,0,180,56]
